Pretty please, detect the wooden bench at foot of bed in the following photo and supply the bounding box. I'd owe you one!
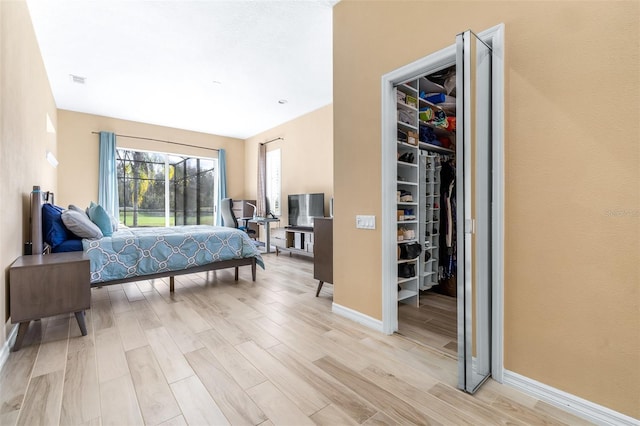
[92,256,257,292]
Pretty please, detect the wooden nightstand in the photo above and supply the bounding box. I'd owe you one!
[9,251,90,351]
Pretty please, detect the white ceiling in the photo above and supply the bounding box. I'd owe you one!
[27,0,335,139]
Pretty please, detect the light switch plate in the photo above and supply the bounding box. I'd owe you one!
[356,215,376,230]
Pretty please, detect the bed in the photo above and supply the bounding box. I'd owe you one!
[32,188,263,293]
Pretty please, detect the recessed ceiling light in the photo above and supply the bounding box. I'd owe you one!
[278,99,288,104]
[69,74,86,84]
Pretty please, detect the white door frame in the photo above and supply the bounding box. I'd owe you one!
[381,24,505,382]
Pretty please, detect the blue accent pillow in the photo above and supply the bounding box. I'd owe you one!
[52,239,83,253]
[88,203,113,237]
[42,204,78,249]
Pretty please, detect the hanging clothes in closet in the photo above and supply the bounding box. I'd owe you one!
[439,158,457,279]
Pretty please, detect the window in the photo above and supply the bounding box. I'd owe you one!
[117,148,217,227]
[266,148,281,216]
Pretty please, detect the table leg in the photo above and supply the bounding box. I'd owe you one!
[265,224,271,253]
[74,311,88,336]
[12,321,30,352]
[316,281,324,297]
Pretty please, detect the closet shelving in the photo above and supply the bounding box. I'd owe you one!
[419,153,442,290]
[396,82,420,306]
[394,68,457,306]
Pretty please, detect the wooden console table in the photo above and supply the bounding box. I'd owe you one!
[9,251,90,351]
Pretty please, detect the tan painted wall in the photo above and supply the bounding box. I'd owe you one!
[0,1,58,335]
[334,0,639,418]
[56,110,245,209]
[244,104,334,226]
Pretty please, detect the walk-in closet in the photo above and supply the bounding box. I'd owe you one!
[396,65,458,358]
[385,26,503,394]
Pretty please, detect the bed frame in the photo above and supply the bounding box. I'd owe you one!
[31,188,257,293]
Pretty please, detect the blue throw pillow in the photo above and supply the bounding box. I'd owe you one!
[42,204,77,248]
[88,203,113,237]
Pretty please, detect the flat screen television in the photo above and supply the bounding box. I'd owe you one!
[288,193,324,228]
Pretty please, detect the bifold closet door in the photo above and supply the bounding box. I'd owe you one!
[456,30,492,394]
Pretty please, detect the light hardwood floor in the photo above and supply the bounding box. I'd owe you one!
[0,254,592,425]
[398,291,458,358]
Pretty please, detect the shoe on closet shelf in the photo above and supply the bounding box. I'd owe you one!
[403,229,415,240]
[399,190,413,202]
[398,152,415,164]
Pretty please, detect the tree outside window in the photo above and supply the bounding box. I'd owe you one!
[117,148,217,227]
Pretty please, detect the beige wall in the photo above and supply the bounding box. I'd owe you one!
[334,0,639,418]
[57,110,245,209]
[0,1,58,336]
[244,104,334,226]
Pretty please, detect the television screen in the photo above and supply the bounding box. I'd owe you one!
[288,193,324,227]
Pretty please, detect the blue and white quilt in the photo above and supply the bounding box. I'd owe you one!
[83,225,264,283]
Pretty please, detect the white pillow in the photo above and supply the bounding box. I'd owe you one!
[61,209,103,239]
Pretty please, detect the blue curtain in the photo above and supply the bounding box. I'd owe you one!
[98,132,119,218]
[215,149,227,226]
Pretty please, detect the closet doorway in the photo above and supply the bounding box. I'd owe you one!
[381,25,505,394]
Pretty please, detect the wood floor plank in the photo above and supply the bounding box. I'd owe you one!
[185,347,267,425]
[129,299,163,330]
[360,336,458,386]
[313,355,442,425]
[60,347,101,426]
[310,404,360,426]
[170,301,212,334]
[428,382,526,425]
[246,381,315,426]
[490,394,566,425]
[68,310,95,354]
[144,326,194,384]
[534,401,595,426]
[115,310,148,352]
[90,299,115,331]
[16,370,64,426]
[232,316,280,349]
[170,375,229,426]
[360,364,477,425]
[226,287,289,325]
[108,289,132,314]
[319,329,381,371]
[99,374,144,426]
[156,309,205,354]
[31,316,70,377]
[122,282,145,302]
[252,316,325,361]
[198,328,267,390]
[236,340,330,416]
[157,414,187,426]
[362,411,403,425]
[95,326,129,383]
[126,345,181,425]
[199,310,252,346]
[0,342,39,421]
[268,343,378,424]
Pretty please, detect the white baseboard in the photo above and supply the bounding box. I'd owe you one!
[0,323,18,371]
[503,370,639,426]
[332,302,384,333]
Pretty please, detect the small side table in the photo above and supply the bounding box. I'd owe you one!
[9,251,90,351]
